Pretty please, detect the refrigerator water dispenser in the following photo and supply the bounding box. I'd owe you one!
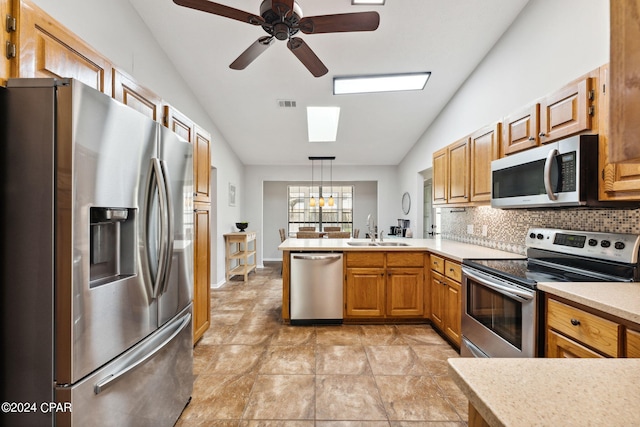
[89,207,136,287]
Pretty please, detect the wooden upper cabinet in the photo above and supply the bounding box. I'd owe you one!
[1,0,12,85]
[598,64,640,201]
[470,123,501,202]
[164,105,194,142]
[539,76,594,144]
[447,137,470,204]
[163,105,211,202]
[432,146,448,205]
[113,67,162,122]
[609,0,640,163]
[502,103,539,155]
[193,125,211,202]
[15,0,112,94]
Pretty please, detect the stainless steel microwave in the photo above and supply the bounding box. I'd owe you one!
[491,134,599,208]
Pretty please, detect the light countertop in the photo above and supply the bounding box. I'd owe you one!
[278,237,525,262]
[448,358,640,427]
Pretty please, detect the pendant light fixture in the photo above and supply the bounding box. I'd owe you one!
[309,158,316,207]
[328,158,334,206]
[319,159,325,207]
[309,156,335,209]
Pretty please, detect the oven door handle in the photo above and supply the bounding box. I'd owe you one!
[463,267,535,301]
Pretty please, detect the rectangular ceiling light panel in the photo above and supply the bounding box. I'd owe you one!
[307,106,340,142]
[334,72,431,95]
[352,0,385,4]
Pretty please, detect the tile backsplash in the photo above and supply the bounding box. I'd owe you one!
[438,206,640,255]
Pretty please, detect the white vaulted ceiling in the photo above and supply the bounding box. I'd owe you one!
[127,0,530,166]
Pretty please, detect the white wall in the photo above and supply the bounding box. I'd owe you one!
[245,165,398,266]
[30,0,245,286]
[398,0,610,237]
[262,181,378,261]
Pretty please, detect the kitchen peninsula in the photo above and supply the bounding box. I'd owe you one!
[447,279,640,426]
[278,237,523,329]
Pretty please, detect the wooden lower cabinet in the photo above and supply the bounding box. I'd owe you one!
[627,328,640,358]
[547,329,605,358]
[429,255,462,347]
[344,252,425,320]
[192,202,211,344]
[542,295,640,359]
[386,268,424,317]
[345,268,385,318]
[443,277,461,345]
[546,298,620,357]
[430,272,446,331]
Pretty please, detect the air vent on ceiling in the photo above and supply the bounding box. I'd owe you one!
[277,99,297,108]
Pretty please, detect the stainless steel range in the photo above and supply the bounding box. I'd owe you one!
[461,227,640,358]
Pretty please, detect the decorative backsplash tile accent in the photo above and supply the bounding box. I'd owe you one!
[438,206,640,255]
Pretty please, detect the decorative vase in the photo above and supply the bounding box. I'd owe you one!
[235,222,248,232]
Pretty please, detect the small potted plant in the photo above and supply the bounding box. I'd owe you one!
[235,222,249,232]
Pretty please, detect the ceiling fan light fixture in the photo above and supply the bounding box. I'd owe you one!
[333,72,431,95]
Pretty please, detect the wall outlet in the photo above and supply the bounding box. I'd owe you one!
[467,224,474,235]
[482,225,488,237]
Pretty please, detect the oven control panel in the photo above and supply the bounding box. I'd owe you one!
[526,228,640,264]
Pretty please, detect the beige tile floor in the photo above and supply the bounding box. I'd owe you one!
[176,263,468,426]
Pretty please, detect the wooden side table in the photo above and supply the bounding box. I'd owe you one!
[224,232,257,281]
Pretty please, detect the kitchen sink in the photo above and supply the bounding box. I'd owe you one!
[346,241,410,247]
[346,241,378,246]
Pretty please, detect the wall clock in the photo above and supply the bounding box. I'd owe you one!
[402,192,411,214]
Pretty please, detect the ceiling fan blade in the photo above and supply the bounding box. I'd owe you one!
[230,37,275,70]
[298,11,380,34]
[287,37,328,78]
[272,0,295,17]
[173,0,264,26]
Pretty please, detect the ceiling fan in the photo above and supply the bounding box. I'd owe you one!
[173,0,380,77]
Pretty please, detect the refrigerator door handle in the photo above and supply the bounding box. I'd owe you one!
[145,158,170,298]
[158,159,174,296]
[93,311,191,395]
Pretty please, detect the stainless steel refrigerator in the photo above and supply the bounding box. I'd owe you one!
[1,78,194,426]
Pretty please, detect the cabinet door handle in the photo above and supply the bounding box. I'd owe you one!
[528,136,536,141]
[570,318,581,326]
[539,132,546,137]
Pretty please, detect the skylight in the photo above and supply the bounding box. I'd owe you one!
[352,0,386,4]
[333,72,431,95]
[307,106,341,142]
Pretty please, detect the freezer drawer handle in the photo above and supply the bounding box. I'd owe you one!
[93,312,191,395]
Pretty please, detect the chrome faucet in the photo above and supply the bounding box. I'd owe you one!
[367,214,376,243]
[379,230,385,242]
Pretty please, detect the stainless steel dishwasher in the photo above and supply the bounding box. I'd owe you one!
[290,252,343,325]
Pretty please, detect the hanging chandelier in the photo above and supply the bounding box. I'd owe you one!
[309,156,335,208]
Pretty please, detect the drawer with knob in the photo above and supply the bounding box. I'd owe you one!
[546,299,621,357]
[444,260,462,282]
[430,255,445,274]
